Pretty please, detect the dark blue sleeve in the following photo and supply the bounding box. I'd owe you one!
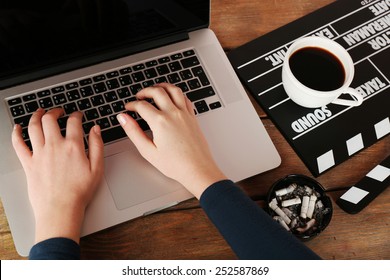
[199,180,321,260]
[29,237,80,260]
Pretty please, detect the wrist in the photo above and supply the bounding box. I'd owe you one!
[34,203,85,244]
[184,166,227,199]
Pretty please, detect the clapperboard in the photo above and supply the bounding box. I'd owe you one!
[228,0,390,177]
[337,155,390,213]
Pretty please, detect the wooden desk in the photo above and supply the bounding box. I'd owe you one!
[1,0,389,260]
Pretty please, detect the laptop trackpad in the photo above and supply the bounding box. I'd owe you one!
[104,150,182,210]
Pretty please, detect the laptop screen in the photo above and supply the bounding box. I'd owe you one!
[0,0,209,89]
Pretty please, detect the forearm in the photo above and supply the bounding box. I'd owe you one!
[200,180,321,260]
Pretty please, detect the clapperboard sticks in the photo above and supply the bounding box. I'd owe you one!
[337,155,390,214]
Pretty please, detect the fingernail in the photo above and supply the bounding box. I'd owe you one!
[117,114,127,126]
[93,125,101,135]
[13,124,19,130]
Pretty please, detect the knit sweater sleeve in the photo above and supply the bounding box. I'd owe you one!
[199,180,321,260]
[29,237,80,260]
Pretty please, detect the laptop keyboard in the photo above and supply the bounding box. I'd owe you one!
[5,49,222,150]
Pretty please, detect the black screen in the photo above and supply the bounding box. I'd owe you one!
[0,0,209,88]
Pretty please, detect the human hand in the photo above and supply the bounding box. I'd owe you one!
[117,83,227,199]
[12,108,104,244]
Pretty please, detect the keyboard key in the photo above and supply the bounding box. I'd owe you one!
[192,66,210,86]
[187,78,201,90]
[168,73,181,84]
[22,93,37,102]
[106,71,119,78]
[156,65,170,75]
[142,80,155,88]
[181,56,200,68]
[53,93,67,105]
[98,105,113,117]
[176,82,189,92]
[93,82,107,93]
[66,90,81,101]
[104,91,118,102]
[79,78,93,86]
[210,101,222,110]
[83,121,95,134]
[91,95,105,106]
[57,116,68,130]
[25,101,39,113]
[109,115,120,126]
[131,71,145,82]
[85,108,99,120]
[144,68,157,79]
[37,90,51,97]
[186,86,215,102]
[52,86,65,94]
[8,98,22,106]
[39,97,53,109]
[119,75,132,86]
[183,50,195,57]
[106,78,120,90]
[155,76,168,84]
[130,84,143,95]
[171,53,183,60]
[77,98,92,110]
[137,119,150,131]
[194,100,209,113]
[64,102,78,114]
[14,115,32,127]
[112,100,125,112]
[10,105,25,117]
[168,61,182,72]
[158,57,170,63]
[179,70,193,80]
[65,82,79,90]
[117,87,131,99]
[133,63,145,71]
[21,128,29,140]
[96,118,111,130]
[146,60,158,67]
[93,74,106,82]
[101,126,127,144]
[119,67,132,75]
[80,86,94,97]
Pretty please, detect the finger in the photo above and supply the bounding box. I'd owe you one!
[11,124,32,165]
[117,113,155,160]
[65,111,84,144]
[155,83,187,109]
[184,94,196,116]
[41,108,64,142]
[125,99,160,125]
[87,125,104,176]
[136,86,175,111]
[28,108,46,149]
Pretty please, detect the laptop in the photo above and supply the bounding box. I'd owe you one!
[0,0,281,256]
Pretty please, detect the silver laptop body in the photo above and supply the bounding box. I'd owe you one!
[0,0,281,256]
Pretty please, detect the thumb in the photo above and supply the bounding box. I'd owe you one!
[117,113,155,160]
[88,125,104,175]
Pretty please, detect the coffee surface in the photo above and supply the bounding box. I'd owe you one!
[289,47,345,91]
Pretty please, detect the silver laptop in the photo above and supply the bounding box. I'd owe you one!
[0,0,281,256]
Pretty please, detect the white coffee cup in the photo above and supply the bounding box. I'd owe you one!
[282,36,363,108]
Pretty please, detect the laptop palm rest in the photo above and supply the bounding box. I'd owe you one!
[104,148,183,210]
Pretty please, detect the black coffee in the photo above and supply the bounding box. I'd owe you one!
[289,47,345,91]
